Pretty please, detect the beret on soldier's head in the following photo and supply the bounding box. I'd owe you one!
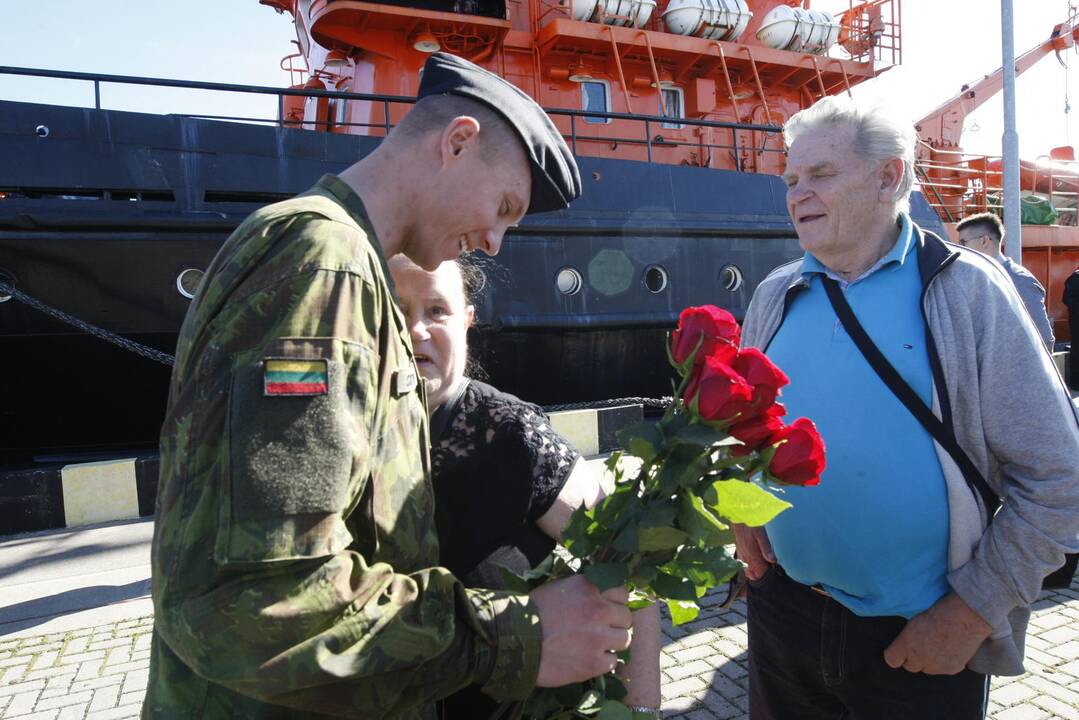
[417,52,581,215]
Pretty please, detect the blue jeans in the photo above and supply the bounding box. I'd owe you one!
[747,565,989,720]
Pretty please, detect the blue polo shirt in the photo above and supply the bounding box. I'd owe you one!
[765,214,951,618]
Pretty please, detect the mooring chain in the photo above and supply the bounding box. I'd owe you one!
[0,280,177,367]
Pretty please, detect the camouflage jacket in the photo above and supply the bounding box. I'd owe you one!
[143,175,542,719]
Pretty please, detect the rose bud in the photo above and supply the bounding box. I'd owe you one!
[730,348,790,416]
[671,305,740,367]
[768,418,826,486]
[729,404,786,456]
[684,355,754,423]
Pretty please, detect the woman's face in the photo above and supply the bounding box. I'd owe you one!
[389,256,475,412]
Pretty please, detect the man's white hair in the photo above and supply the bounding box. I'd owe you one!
[784,95,916,215]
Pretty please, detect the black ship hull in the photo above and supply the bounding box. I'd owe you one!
[0,99,945,465]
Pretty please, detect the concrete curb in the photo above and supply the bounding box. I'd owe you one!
[0,404,643,537]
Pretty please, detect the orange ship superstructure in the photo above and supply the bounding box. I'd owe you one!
[261,0,901,175]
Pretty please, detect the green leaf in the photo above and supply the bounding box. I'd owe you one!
[612,523,640,554]
[583,563,629,591]
[705,479,792,527]
[678,491,732,548]
[606,675,628,702]
[576,689,605,714]
[562,505,599,558]
[666,599,701,625]
[628,557,659,588]
[616,422,663,463]
[495,565,534,594]
[670,421,725,449]
[626,596,656,611]
[593,483,641,534]
[638,525,689,551]
[597,700,634,720]
[605,450,625,478]
[672,545,742,588]
[651,570,699,600]
[638,500,679,528]
[652,443,711,495]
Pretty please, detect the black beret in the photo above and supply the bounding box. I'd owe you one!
[417,52,581,214]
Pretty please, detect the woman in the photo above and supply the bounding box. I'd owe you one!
[389,254,661,719]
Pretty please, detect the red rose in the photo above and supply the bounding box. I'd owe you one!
[671,306,740,367]
[730,348,789,416]
[729,404,786,456]
[684,355,754,423]
[768,418,826,486]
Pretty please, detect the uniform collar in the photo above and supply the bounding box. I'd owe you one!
[309,174,398,297]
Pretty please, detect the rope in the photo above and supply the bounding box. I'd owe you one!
[0,280,177,367]
[544,396,671,412]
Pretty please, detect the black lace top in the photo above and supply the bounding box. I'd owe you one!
[430,379,579,583]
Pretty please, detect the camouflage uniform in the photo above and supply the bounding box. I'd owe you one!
[143,175,542,719]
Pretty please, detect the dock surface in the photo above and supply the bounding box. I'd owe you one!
[1,519,1077,719]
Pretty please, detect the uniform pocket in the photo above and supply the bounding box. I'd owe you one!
[215,337,362,564]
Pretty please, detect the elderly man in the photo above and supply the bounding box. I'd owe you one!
[734,96,1079,719]
[144,53,634,719]
[955,211,1055,351]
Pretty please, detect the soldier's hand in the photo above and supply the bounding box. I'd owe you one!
[531,575,633,687]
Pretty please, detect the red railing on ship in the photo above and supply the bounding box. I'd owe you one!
[916,143,1078,226]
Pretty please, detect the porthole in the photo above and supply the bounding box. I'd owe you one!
[643,265,668,293]
[556,267,583,295]
[719,264,744,292]
[176,268,205,299]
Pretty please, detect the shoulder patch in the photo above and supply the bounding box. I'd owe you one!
[264,358,329,396]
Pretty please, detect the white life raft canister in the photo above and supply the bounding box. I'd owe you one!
[661,0,752,41]
[572,0,657,28]
[756,5,839,54]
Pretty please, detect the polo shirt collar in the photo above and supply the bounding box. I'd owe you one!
[801,212,914,284]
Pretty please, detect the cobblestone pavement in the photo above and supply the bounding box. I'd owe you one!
[1,578,1077,719]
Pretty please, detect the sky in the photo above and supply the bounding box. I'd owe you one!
[0,0,1077,159]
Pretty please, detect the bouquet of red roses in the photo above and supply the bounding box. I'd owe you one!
[521,305,825,720]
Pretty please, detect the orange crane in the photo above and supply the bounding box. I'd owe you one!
[915,18,1079,162]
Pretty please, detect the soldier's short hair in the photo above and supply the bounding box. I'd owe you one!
[391,94,517,163]
[956,212,1005,242]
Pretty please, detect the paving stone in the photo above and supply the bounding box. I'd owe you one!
[56,700,90,719]
[994,703,1049,720]
[89,683,121,712]
[7,688,44,716]
[991,680,1038,705]
[662,676,708,700]
[1030,694,1079,720]
[666,660,713,682]
[33,690,94,711]
[673,645,717,664]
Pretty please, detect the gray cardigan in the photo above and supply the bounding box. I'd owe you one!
[741,225,1079,676]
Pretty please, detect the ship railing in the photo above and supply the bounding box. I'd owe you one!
[1031,154,1079,226]
[916,142,1077,226]
[0,65,787,174]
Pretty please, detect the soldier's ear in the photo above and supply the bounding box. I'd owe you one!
[877,157,902,203]
[440,116,481,166]
[465,304,475,329]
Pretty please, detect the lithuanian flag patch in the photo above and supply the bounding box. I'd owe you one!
[264,359,329,396]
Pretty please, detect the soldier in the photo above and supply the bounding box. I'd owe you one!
[143,53,633,718]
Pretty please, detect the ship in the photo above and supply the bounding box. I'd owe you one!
[1,0,947,468]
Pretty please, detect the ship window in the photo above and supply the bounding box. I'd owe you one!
[659,86,684,129]
[581,81,611,124]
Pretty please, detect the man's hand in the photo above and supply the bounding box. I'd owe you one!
[732,523,775,581]
[883,592,992,675]
[530,575,633,687]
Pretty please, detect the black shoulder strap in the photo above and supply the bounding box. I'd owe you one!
[821,276,1001,519]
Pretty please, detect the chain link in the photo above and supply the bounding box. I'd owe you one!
[0,280,177,367]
